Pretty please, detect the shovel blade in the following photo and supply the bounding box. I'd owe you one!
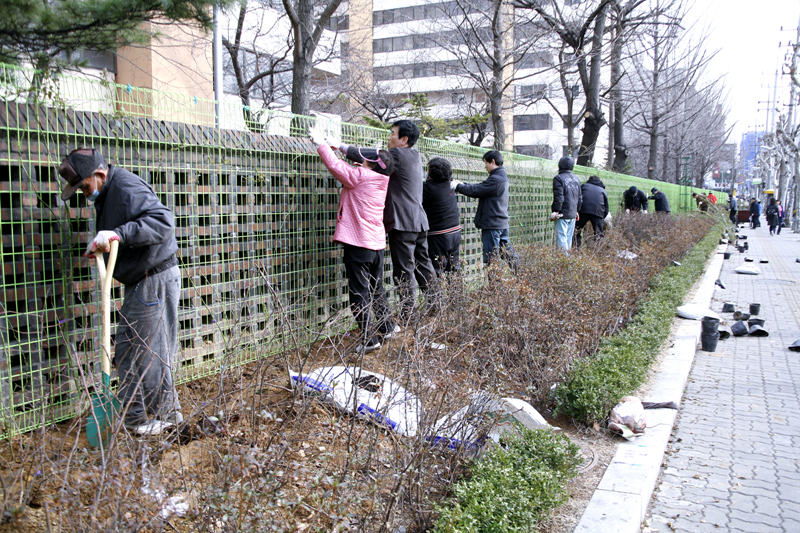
[86,389,120,448]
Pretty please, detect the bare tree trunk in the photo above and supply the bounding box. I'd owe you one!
[647,116,659,181]
[576,4,608,167]
[646,25,660,181]
[607,103,614,168]
[610,10,627,172]
[490,0,506,150]
[661,135,669,182]
[793,159,800,232]
[283,0,343,116]
[559,48,577,154]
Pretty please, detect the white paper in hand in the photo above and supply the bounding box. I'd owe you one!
[310,112,342,148]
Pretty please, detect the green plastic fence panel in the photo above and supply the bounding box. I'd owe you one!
[0,63,694,437]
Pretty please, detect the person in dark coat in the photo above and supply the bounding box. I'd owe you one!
[422,157,461,275]
[728,193,737,224]
[777,200,785,234]
[749,198,759,229]
[340,120,436,319]
[450,150,519,271]
[550,156,582,253]
[59,148,183,436]
[624,186,648,212]
[692,192,710,212]
[767,198,780,236]
[648,187,670,213]
[574,175,608,248]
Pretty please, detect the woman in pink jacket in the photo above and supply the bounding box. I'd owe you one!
[313,135,398,353]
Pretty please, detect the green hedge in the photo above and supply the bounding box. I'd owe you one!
[552,225,722,425]
[433,428,581,533]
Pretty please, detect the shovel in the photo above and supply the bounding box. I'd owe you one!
[86,240,120,448]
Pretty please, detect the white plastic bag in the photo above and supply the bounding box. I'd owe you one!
[676,304,719,320]
[617,250,638,260]
[289,366,420,437]
[608,396,646,440]
[429,393,552,451]
[735,264,761,275]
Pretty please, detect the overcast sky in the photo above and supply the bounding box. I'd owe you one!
[686,0,800,145]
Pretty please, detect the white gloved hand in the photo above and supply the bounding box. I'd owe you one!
[450,179,462,190]
[308,122,327,147]
[84,230,120,257]
[549,212,563,221]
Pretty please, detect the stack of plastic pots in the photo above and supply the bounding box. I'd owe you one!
[701,316,720,352]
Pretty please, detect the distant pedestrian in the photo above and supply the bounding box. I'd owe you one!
[574,175,608,248]
[767,198,780,236]
[777,200,785,234]
[450,150,519,271]
[692,192,710,212]
[749,198,759,228]
[624,186,648,212]
[707,191,717,205]
[728,192,737,225]
[648,187,671,213]
[422,157,461,275]
[550,156,582,253]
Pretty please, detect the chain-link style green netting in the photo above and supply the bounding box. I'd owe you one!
[0,63,694,437]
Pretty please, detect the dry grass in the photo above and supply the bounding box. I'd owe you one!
[0,211,719,532]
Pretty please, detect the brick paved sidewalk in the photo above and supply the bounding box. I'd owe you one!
[645,225,800,533]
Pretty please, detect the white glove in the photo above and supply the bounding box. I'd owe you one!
[84,230,120,257]
[450,179,462,190]
[549,212,563,221]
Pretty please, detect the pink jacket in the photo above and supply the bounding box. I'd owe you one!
[318,144,389,251]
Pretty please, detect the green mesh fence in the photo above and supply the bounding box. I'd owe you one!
[0,63,693,437]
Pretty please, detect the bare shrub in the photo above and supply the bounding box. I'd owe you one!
[0,212,717,532]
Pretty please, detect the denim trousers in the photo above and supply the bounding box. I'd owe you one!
[555,218,576,253]
[481,228,519,271]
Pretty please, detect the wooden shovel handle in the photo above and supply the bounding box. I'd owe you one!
[95,240,119,378]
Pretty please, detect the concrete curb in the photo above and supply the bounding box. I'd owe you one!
[573,245,726,533]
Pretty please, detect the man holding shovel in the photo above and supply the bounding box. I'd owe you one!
[59,148,182,436]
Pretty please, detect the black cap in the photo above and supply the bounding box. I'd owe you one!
[651,187,658,193]
[59,148,106,200]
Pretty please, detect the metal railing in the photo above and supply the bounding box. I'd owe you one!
[0,63,689,437]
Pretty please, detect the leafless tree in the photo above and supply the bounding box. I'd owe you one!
[624,0,718,181]
[421,0,549,150]
[222,1,294,131]
[282,0,344,115]
[608,0,649,172]
[513,0,616,166]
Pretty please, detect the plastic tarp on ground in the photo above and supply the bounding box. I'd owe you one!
[290,368,553,450]
[290,366,421,437]
[428,393,552,451]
